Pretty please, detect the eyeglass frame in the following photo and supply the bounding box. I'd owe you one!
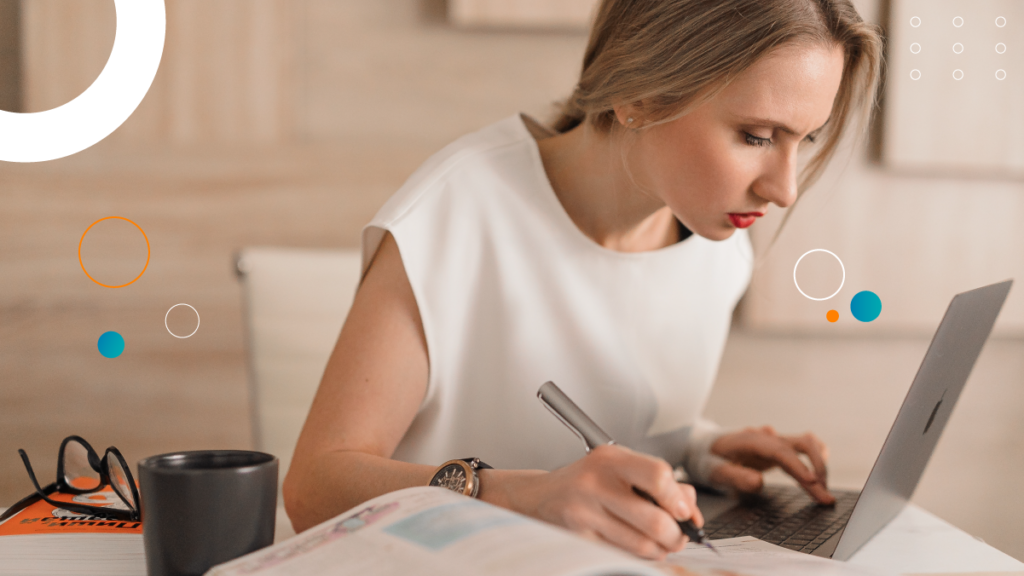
[14,435,140,522]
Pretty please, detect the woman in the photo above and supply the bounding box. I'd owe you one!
[284,0,881,560]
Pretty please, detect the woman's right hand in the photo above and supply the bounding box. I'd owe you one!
[479,444,702,560]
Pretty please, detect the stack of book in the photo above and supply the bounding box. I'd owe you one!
[0,488,144,575]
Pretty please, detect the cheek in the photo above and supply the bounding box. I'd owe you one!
[644,127,748,212]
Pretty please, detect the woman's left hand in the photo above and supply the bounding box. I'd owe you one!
[707,425,835,504]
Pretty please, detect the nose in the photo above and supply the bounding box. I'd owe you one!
[751,147,799,208]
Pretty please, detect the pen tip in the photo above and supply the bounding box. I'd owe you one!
[704,542,720,556]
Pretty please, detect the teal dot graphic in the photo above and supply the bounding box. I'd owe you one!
[850,291,882,322]
[97,331,125,358]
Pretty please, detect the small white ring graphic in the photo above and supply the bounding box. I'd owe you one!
[952,69,964,80]
[995,16,1006,28]
[0,1,165,163]
[910,16,921,28]
[165,303,200,339]
[952,16,964,28]
[910,69,922,80]
[910,42,922,54]
[996,69,1007,81]
[952,43,964,54]
[793,249,846,301]
[995,43,1006,54]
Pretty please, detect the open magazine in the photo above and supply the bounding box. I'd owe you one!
[206,487,890,576]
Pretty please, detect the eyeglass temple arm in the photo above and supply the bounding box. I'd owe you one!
[18,449,50,497]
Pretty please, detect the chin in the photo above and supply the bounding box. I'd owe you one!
[695,224,736,242]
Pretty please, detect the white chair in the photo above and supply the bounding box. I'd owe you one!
[235,247,362,494]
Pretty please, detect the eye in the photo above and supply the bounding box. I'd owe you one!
[744,132,772,147]
[803,133,818,144]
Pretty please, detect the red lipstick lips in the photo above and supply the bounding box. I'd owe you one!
[727,212,764,229]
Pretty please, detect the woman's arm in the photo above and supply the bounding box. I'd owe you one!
[283,232,434,528]
[283,232,701,560]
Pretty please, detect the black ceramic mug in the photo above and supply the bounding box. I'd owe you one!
[138,450,277,576]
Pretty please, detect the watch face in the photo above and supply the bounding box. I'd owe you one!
[431,463,469,494]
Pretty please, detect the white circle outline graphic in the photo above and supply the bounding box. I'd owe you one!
[995,43,1006,54]
[995,16,1006,28]
[0,1,165,163]
[910,42,922,54]
[793,249,846,301]
[996,69,1007,81]
[910,16,921,28]
[910,69,922,80]
[165,303,201,339]
[952,69,964,80]
[952,16,964,28]
[952,42,964,54]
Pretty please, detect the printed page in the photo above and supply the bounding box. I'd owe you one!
[661,536,894,576]
[206,486,663,576]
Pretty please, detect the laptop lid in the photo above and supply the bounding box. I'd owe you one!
[825,280,1012,560]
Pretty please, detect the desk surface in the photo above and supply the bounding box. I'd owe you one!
[848,503,1023,574]
[3,503,1021,574]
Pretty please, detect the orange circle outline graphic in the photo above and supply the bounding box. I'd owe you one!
[78,216,151,288]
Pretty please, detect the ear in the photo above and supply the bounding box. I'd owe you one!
[612,103,644,128]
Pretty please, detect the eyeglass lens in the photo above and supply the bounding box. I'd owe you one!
[106,452,137,511]
[62,439,101,490]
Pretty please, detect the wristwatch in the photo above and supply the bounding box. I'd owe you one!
[428,457,493,498]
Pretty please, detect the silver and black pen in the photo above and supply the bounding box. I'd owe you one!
[537,380,719,555]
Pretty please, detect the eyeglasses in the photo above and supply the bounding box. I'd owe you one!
[16,435,140,521]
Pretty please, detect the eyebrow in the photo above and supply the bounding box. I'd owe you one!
[737,116,829,138]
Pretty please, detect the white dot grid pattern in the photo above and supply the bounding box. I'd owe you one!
[910,69,922,80]
[953,16,964,28]
[910,16,921,27]
[910,42,922,54]
[952,69,964,80]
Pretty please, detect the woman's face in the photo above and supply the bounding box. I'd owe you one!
[628,43,846,241]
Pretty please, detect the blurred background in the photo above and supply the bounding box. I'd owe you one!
[1,0,1021,560]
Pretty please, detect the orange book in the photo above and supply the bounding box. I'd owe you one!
[0,487,142,536]
[0,488,144,575]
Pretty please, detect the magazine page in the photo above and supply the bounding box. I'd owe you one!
[660,536,894,576]
[206,486,664,576]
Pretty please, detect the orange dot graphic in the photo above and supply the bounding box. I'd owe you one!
[826,310,839,323]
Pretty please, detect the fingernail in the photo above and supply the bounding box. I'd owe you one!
[676,500,690,519]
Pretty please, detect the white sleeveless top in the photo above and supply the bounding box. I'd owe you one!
[362,115,752,474]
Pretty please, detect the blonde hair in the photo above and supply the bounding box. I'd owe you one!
[554,0,882,191]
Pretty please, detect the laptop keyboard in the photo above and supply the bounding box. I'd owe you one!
[702,485,859,553]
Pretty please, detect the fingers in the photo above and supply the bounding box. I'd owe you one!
[600,490,687,555]
[571,508,673,560]
[784,432,834,504]
[709,461,763,494]
[786,433,828,485]
[712,428,835,505]
[608,447,701,526]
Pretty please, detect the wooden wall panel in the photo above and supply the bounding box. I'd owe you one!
[883,0,1024,176]
[20,0,296,145]
[448,0,598,29]
[20,0,115,113]
[0,0,22,112]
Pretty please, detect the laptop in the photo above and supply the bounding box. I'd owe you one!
[696,279,1013,560]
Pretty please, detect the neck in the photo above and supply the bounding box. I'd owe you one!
[536,121,678,252]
